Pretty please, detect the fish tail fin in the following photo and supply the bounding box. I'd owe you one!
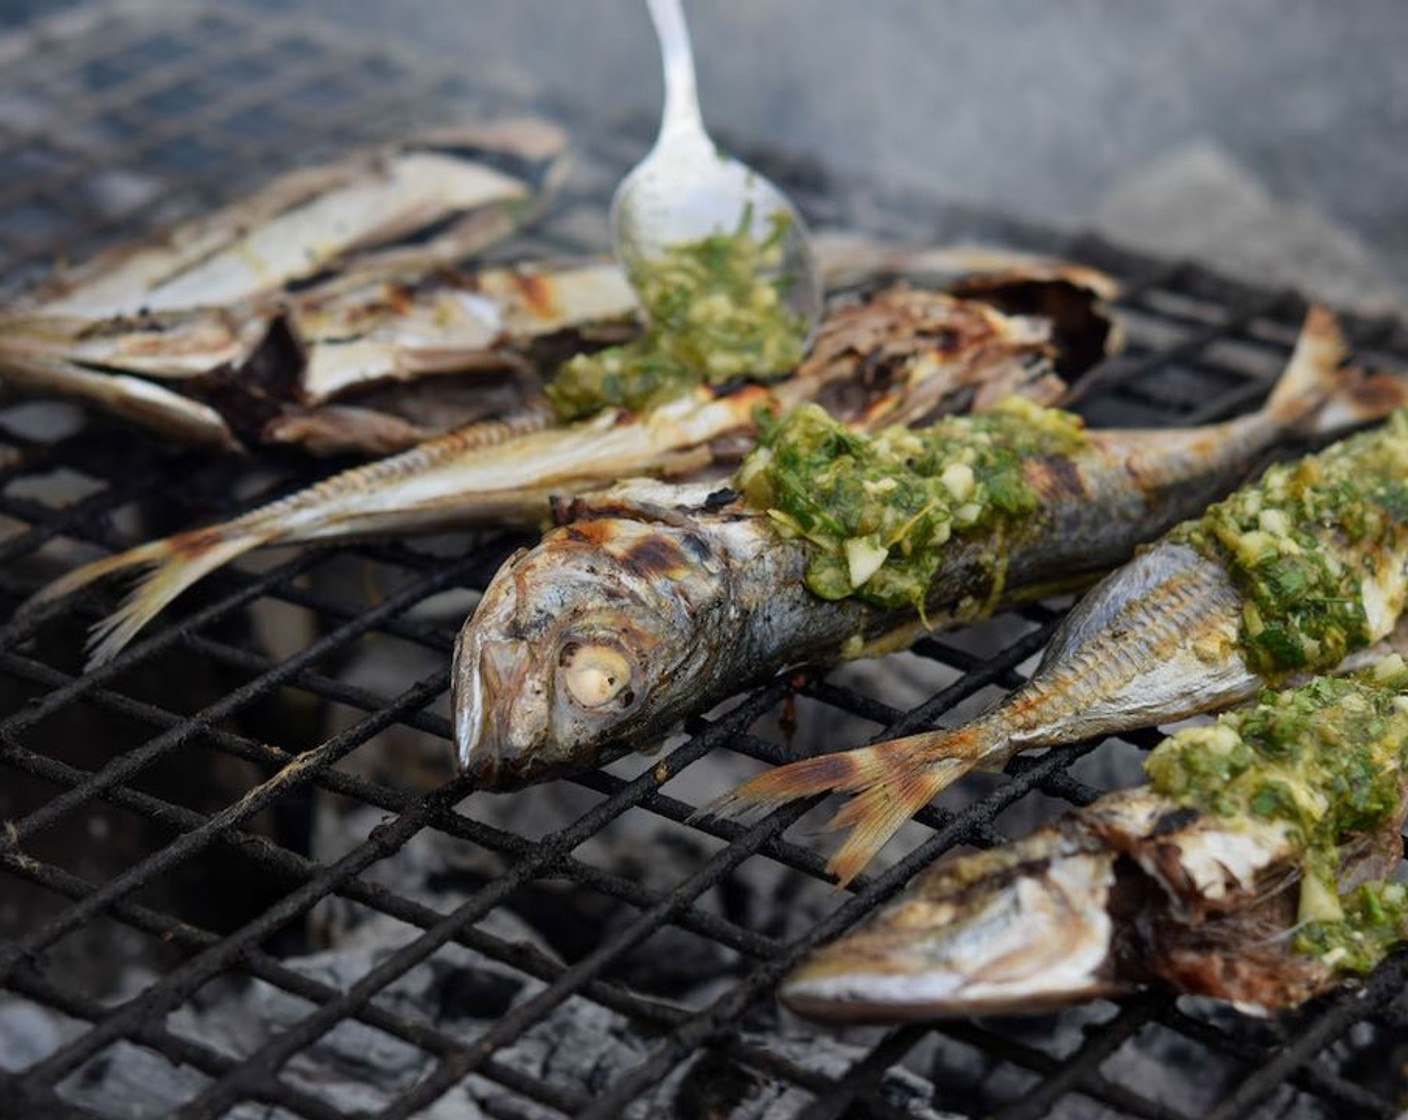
[1262,306,1349,425]
[1263,306,1408,436]
[22,521,274,668]
[705,725,997,887]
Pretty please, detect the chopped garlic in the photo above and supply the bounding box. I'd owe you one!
[845,536,890,588]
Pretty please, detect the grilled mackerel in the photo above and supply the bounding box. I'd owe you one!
[781,662,1408,1021]
[454,308,1395,790]
[32,267,1115,667]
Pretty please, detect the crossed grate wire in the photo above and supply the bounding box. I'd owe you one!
[0,3,1406,1118]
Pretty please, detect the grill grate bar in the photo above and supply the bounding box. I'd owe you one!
[570,740,1119,1120]
[793,1025,929,1120]
[0,722,745,1031]
[3,858,604,1119]
[164,693,804,1119]
[1205,955,1408,1120]
[0,640,825,947]
[0,19,455,275]
[10,682,787,1100]
[372,804,826,1120]
[995,998,1160,1120]
[5,966,358,1120]
[3,5,1407,1118]
[929,1020,1191,1120]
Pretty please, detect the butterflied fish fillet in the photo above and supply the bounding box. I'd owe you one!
[0,121,574,451]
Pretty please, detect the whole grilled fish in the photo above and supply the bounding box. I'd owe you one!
[30,269,1113,667]
[454,308,1394,789]
[781,662,1408,1021]
[718,365,1408,887]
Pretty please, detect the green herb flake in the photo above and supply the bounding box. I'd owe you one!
[1145,658,1408,974]
[1173,410,1408,679]
[546,210,805,420]
[732,397,1088,611]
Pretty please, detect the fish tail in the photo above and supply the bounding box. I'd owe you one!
[22,521,274,668]
[1263,306,1408,436]
[706,725,997,886]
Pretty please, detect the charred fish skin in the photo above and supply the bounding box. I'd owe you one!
[783,665,1408,1022]
[455,308,1392,789]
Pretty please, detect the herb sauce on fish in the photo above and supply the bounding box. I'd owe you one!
[781,660,1408,1021]
[718,355,1408,887]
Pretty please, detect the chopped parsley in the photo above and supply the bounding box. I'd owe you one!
[733,397,1088,611]
[1145,659,1408,974]
[1173,410,1408,679]
[546,210,804,420]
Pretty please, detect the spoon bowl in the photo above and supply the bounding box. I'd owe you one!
[610,0,822,340]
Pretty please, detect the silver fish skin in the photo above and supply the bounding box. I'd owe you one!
[776,786,1305,1021]
[454,308,1386,790]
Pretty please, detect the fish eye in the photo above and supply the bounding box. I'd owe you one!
[560,642,633,709]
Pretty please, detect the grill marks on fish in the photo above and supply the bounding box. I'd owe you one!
[1022,454,1088,503]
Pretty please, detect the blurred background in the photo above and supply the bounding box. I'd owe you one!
[5,0,1408,308]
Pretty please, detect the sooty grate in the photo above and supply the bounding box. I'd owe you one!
[1,3,1407,1119]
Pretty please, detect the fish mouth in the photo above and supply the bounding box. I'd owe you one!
[452,626,554,790]
[781,850,1123,1021]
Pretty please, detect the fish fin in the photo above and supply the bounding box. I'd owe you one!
[705,728,994,885]
[1261,307,1408,438]
[1305,366,1408,438]
[821,754,973,887]
[1262,305,1348,425]
[21,522,273,668]
[81,529,266,667]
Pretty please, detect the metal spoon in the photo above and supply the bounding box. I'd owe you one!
[610,0,822,341]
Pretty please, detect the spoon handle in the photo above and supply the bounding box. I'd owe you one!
[647,0,706,143]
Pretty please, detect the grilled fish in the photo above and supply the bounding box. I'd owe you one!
[31,268,1114,667]
[0,121,581,452]
[717,365,1408,887]
[781,661,1408,1020]
[453,308,1395,790]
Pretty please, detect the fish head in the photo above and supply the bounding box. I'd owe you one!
[453,513,729,788]
[780,837,1126,1021]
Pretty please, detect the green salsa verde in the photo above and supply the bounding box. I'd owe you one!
[1173,409,1408,680]
[546,211,805,421]
[1144,659,1408,974]
[733,398,1088,612]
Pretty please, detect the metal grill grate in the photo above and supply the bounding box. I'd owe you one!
[1,3,1407,1118]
